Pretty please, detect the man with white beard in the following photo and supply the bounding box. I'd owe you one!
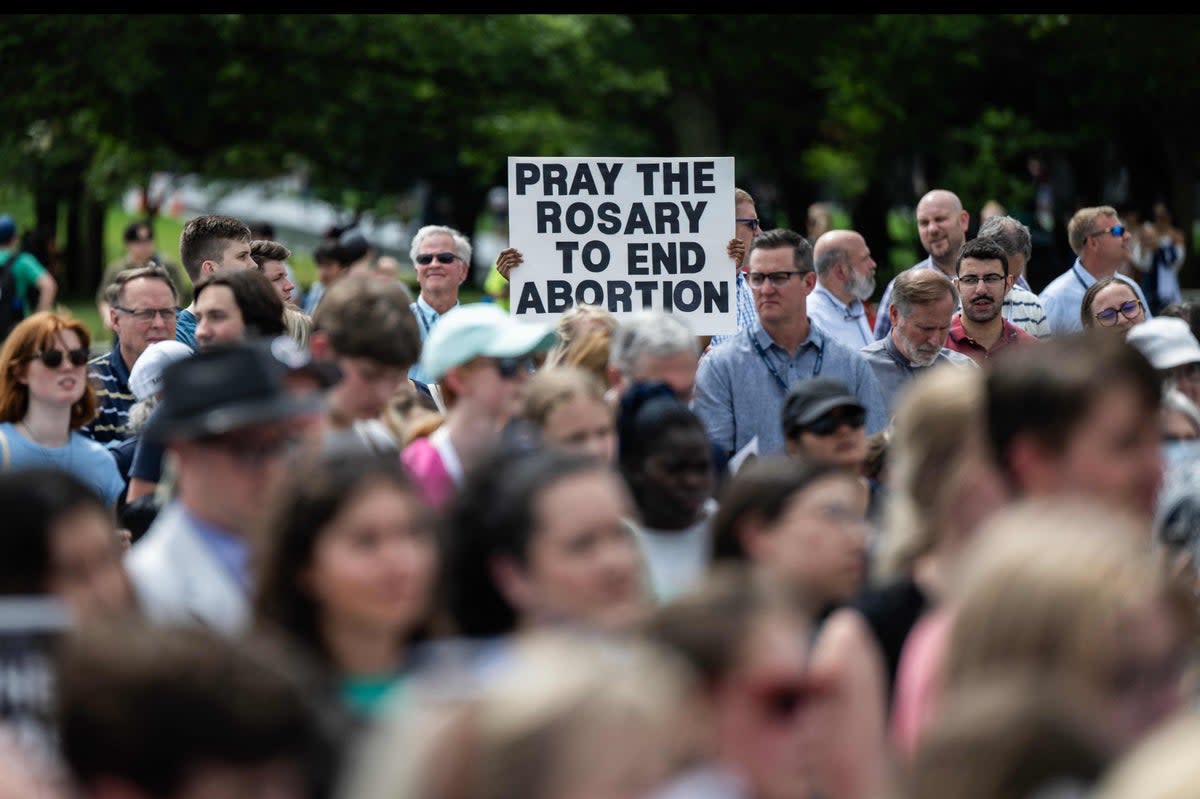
[809,229,879,349]
[859,267,975,414]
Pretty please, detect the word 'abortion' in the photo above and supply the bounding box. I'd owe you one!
[516,278,729,315]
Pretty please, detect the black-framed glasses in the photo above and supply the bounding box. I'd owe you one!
[415,252,460,266]
[1094,299,1143,326]
[747,270,805,288]
[114,305,177,323]
[1088,224,1126,239]
[736,217,761,232]
[801,407,866,437]
[494,355,536,379]
[957,273,1006,287]
[27,347,90,369]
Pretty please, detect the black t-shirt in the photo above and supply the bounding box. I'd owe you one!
[851,576,928,703]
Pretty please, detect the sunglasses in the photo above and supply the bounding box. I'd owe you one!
[747,270,805,289]
[27,347,90,369]
[1089,224,1126,239]
[1094,299,1143,326]
[494,355,537,379]
[415,252,460,266]
[801,407,866,437]
[736,217,761,232]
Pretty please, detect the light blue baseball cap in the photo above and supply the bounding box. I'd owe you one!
[420,303,558,381]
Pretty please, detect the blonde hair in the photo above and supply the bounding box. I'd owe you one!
[340,631,698,799]
[521,366,610,429]
[942,499,1185,701]
[282,306,312,348]
[874,364,987,581]
[545,304,618,384]
[1068,205,1119,254]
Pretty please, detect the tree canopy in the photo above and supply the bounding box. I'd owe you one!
[0,13,1195,294]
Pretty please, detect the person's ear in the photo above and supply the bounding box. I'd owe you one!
[605,364,623,392]
[489,555,534,613]
[308,331,332,360]
[1005,433,1061,497]
[889,303,900,326]
[736,515,773,562]
[802,270,817,294]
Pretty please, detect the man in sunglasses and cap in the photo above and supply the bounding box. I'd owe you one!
[1039,205,1153,336]
[782,376,869,475]
[125,339,324,635]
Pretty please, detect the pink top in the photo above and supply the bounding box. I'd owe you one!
[890,607,954,760]
[401,436,455,511]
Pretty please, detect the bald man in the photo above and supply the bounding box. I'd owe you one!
[809,229,879,349]
[873,189,970,340]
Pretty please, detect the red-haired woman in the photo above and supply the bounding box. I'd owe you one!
[0,311,124,508]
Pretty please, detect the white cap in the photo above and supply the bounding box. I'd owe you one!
[129,340,194,401]
[1126,316,1200,371]
[418,303,558,382]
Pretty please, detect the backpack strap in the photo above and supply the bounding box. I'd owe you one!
[0,425,10,470]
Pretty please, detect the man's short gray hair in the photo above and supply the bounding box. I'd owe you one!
[609,311,698,376]
[976,215,1032,261]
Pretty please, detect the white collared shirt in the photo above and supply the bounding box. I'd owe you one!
[807,283,873,349]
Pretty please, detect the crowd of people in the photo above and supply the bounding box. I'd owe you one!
[0,185,1198,799]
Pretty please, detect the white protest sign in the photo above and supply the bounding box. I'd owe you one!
[507,156,736,335]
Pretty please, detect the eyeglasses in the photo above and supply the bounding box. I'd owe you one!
[130,237,153,243]
[957,273,1006,287]
[114,306,177,323]
[801,407,866,437]
[736,217,761,232]
[1094,299,1143,326]
[1088,224,1126,239]
[415,252,460,266]
[494,355,537,379]
[26,347,89,369]
[747,270,805,289]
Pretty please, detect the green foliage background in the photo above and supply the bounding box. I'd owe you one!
[1,13,1197,304]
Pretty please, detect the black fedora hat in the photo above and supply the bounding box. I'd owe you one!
[143,340,324,442]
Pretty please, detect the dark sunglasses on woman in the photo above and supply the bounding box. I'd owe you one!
[27,347,90,368]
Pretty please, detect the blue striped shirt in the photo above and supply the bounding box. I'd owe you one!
[81,345,135,447]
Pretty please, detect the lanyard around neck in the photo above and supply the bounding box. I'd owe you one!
[751,334,824,393]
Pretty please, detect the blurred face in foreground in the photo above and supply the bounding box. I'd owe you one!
[500,468,650,633]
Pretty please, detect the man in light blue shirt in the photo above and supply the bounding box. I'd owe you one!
[860,267,976,415]
[694,228,888,460]
[407,224,471,385]
[1040,205,1152,336]
[808,229,878,350]
[874,189,971,341]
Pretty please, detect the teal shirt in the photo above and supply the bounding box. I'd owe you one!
[340,673,405,719]
[1,250,48,317]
